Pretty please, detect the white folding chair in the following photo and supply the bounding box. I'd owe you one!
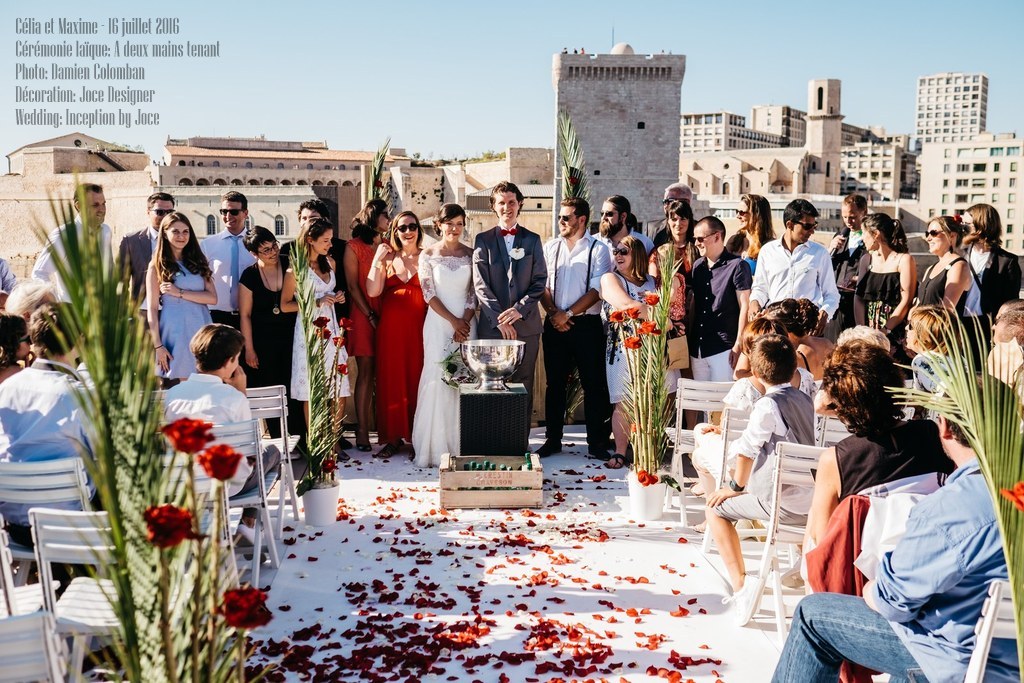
[30,509,118,680]
[701,407,755,554]
[666,379,733,524]
[217,420,280,587]
[741,442,824,642]
[964,580,1017,683]
[816,415,851,448]
[0,458,91,586]
[246,385,302,535]
[0,611,67,683]
[0,515,45,617]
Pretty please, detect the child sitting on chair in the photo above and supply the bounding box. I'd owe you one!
[704,333,816,625]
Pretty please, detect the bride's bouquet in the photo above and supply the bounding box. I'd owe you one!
[440,344,475,388]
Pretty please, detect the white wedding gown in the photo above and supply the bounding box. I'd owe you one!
[412,253,477,467]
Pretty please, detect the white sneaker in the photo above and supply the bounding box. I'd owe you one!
[722,576,761,626]
[234,522,255,546]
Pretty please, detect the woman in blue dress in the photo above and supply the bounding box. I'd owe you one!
[146,212,216,384]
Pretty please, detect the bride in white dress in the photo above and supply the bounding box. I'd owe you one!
[412,204,477,467]
[281,219,350,421]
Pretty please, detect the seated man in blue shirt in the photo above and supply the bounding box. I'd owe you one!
[772,415,1019,683]
[0,305,91,547]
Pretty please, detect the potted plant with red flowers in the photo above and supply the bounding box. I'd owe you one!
[292,242,347,526]
[606,249,679,520]
[36,191,272,681]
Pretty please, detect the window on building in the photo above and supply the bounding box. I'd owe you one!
[1010,178,1017,188]
[245,162,253,169]
[1008,147,1021,156]
[637,122,645,129]
[973,163,987,173]
[274,215,285,236]
[993,178,1000,188]
[206,215,216,235]
[593,170,600,176]
[956,179,968,187]
[994,163,1001,172]
[955,194,969,203]
[276,163,284,169]
[1011,163,1018,172]
[244,217,252,231]
[1007,209,1015,220]
[971,178,986,188]
[991,148,1005,156]
[942,194,949,204]
[992,194,999,203]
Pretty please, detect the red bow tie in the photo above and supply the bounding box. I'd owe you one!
[500,227,517,236]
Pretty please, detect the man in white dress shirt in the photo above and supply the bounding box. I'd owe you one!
[201,191,256,329]
[32,183,111,303]
[749,199,840,330]
[537,198,613,458]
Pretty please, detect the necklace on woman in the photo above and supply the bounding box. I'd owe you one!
[261,258,283,314]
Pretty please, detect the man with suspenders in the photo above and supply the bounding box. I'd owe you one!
[537,198,613,459]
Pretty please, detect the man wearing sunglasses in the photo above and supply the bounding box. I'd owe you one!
[537,197,613,459]
[201,191,256,329]
[118,192,175,319]
[749,198,839,331]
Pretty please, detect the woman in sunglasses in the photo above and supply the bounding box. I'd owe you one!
[367,211,427,459]
[239,226,297,429]
[917,216,972,314]
[736,194,775,275]
[600,235,680,469]
[146,212,216,385]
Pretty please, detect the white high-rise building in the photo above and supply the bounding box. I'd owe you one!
[915,71,988,149]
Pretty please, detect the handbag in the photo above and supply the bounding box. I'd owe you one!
[667,334,689,370]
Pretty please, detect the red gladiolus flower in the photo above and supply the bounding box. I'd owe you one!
[320,328,332,340]
[322,458,338,474]
[219,587,272,629]
[144,504,198,548]
[161,418,214,454]
[623,335,642,350]
[339,317,354,331]
[1001,482,1024,513]
[568,176,579,186]
[197,444,243,481]
[609,310,627,324]
[337,363,348,375]
[312,316,330,329]
[374,180,384,189]
[626,307,641,320]
[639,321,661,335]
[332,335,345,348]
[644,293,660,306]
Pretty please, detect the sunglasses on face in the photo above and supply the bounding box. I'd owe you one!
[612,247,630,256]
[19,336,30,344]
[150,208,174,216]
[396,224,419,234]
[792,221,818,230]
[694,234,716,243]
[601,211,617,218]
[219,209,243,216]
[737,210,749,217]
[557,214,575,223]
[926,229,946,238]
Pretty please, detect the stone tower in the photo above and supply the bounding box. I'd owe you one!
[552,44,686,232]
[804,79,843,195]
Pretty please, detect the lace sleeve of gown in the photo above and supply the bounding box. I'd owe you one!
[419,252,436,304]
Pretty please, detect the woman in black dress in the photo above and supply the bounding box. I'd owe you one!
[917,216,972,313]
[239,226,297,417]
[854,213,916,355]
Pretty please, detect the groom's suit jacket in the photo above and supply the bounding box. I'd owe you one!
[472,225,547,340]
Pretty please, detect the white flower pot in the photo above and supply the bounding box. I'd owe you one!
[302,482,340,527]
[626,471,666,521]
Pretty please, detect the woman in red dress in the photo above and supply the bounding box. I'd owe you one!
[343,199,389,451]
[366,210,427,458]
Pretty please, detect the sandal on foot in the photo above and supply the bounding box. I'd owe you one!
[376,441,400,459]
[605,453,626,469]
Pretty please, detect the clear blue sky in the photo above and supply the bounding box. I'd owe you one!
[2,0,1022,161]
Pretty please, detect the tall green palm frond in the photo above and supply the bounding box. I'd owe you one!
[369,137,392,213]
[557,110,590,206]
[891,315,1024,672]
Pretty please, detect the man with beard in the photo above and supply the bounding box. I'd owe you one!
[594,195,654,259]
[822,194,869,341]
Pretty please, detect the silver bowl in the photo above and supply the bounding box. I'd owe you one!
[461,339,525,392]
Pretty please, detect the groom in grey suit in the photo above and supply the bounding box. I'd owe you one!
[118,192,175,312]
[473,181,548,435]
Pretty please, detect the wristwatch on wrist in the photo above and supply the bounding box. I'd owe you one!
[728,479,745,492]
[565,309,575,319]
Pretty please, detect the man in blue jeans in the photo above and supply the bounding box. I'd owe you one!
[772,416,1019,683]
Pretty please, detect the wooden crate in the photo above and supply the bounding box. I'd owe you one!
[439,454,544,509]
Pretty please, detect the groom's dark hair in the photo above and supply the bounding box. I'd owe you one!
[489,181,524,210]
[561,197,590,221]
